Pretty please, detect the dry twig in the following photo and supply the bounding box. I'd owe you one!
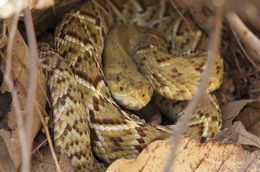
[226,12,260,64]
[22,7,40,172]
[170,0,196,38]
[2,12,31,172]
[23,7,61,172]
[2,5,60,172]
[163,7,223,172]
[231,27,260,72]
[39,114,62,172]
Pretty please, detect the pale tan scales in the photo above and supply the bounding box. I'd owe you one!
[38,0,223,171]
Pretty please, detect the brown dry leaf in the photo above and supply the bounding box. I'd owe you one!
[236,101,260,136]
[0,19,46,170]
[234,122,260,148]
[1,19,45,135]
[221,99,255,129]
[0,92,11,118]
[0,135,15,171]
[32,147,74,172]
[0,129,21,169]
[107,138,260,172]
[220,100,260,148]
[213,121,260,148]
[59,154,75,172]
[32,146,57,172]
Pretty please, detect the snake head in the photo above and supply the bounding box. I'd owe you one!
[105,65,153,110]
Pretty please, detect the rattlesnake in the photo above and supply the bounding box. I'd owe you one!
[38,0,223,171]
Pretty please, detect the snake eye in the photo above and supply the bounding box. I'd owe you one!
[116,75,122,82]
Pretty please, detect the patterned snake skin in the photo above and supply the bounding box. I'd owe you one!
[38,0,223,171]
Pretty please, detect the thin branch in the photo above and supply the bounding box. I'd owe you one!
[226,12,260,64]
[5,15,18,84]
[233,48,247,83]
[231,26,260,71]
[22,7,40,172]
[22,5,60,172]
[163,8,223,172]
[3,12,29,172]
[31,138,47,155]
[170,0,196,38]
[38,109,62,172]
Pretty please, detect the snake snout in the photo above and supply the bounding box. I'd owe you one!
[110,80,153,110]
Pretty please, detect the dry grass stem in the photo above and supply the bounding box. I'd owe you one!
[163,8,223,172]
[20,7,40,172]
[38,113,62,172]
[170,0,196,38]
[226,12,260,64]
[31,138,47,155]
[32,101,60,171]
[231,27,260,71]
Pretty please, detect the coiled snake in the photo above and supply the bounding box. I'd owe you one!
[38,0,223,171]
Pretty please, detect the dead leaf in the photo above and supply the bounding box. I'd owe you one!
[32,146,56,172]
[236,101,260,136]
[32,145,73,172]
[0,19,46,170]
[107,138,260,172]
[0,129,21,169]
[0,20,45,135]
[235,122,260,148]
[0,135,16,171]
[221,99,254,129]
[0,92,11,118]
[59,154,75,172]
[213,121,260,148]
[219,100,260,148]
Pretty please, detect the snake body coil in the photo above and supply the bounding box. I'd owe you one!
[39,0,223,171]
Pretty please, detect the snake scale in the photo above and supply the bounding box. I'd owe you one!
[38,0,223,171]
